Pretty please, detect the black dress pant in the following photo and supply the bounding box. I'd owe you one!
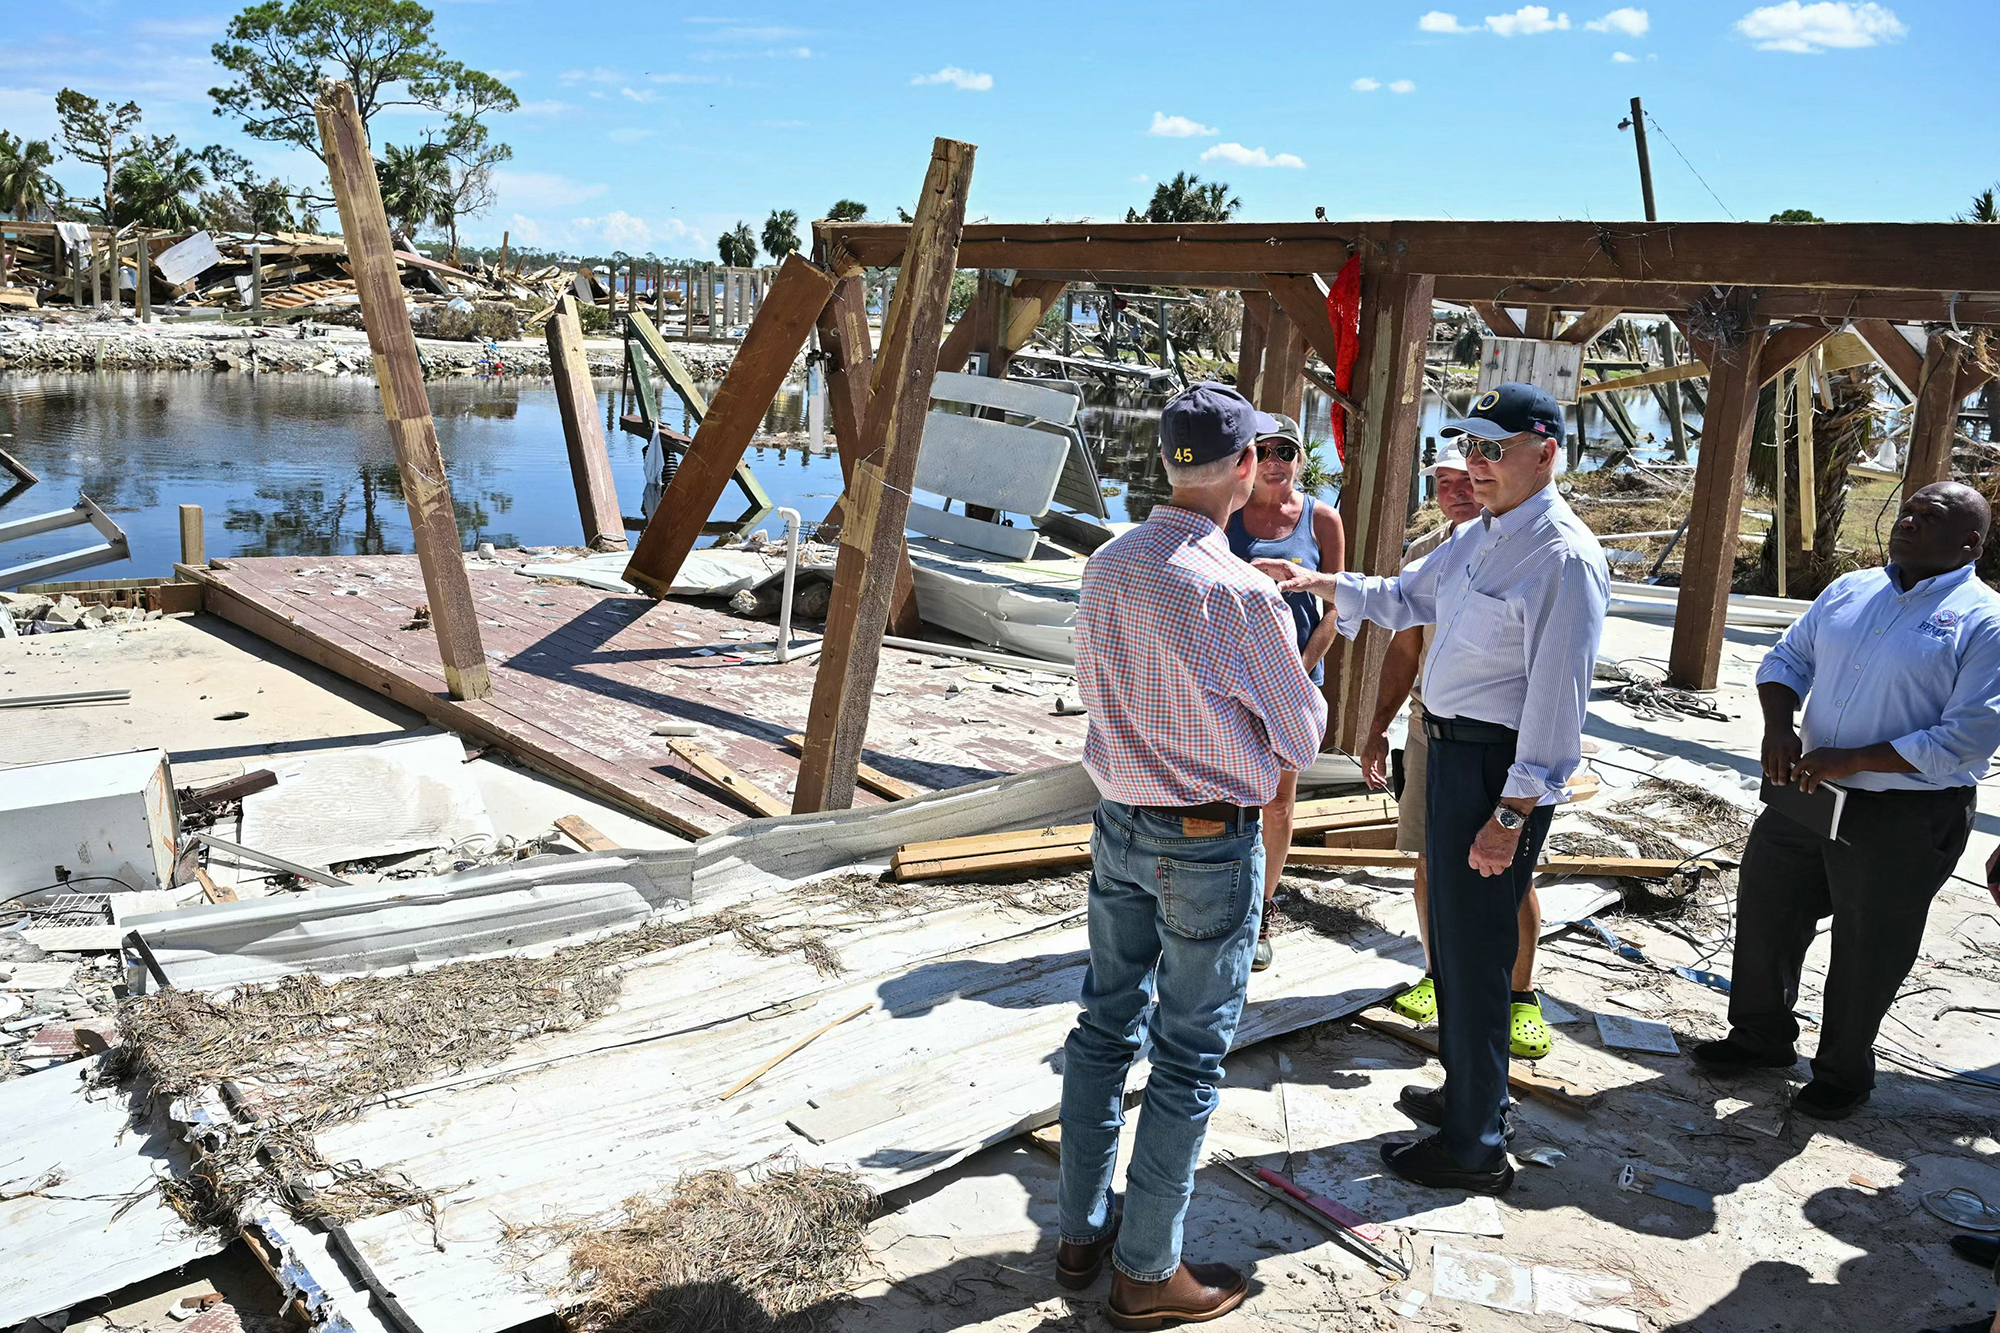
[1425,728,1554,1170]
[1728,785,1975,1094]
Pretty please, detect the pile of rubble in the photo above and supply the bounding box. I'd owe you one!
[1,591,163,635]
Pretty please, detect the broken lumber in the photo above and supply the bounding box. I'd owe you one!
[1286,848,1715,878]
[891,822,1091,881]
[623,252,834,598]
[665,738,792,819]
[1353,1009,1601,1113]
[721,1002,872,1101]
[793,137,975,814]
[314,81,490,701]
[1321,825,1399,849]
[546,295,627,551]
[553,814,620,852]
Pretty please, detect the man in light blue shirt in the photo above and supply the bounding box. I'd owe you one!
[1695,481,2000,1119]
[1263,382,1608,1194]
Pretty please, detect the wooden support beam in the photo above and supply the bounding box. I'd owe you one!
[546,296,627,551]
[0,445,40,488]
[794,137,976,814]
[1236,290,1270,401]
[1576,361,1708,395]
[814,270,921,636]
[1853,319,1925,398]
[1523,305,1555,340]
[1668,303,1770,690]
[1755,324,1836,387]
[1905,331,1969,488]
[627,310,711,424]
[1326,269,1435,752]
[1469,301,1525,338]
[820,219,2000,295]
[1265,274,1368,423]
[622,252,836,598]
[314,80,490,701]
[1558,306,1623,345]
[1257,299,1307,421]
[1437,277,2000,324]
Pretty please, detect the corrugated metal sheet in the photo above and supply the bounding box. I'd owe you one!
[0,1059,225,1326]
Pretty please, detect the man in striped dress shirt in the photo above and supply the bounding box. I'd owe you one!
[1055,382,1326,1328]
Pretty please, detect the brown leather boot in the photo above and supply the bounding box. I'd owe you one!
[1107,1261,1248,1329]
[1055,1204,1120,1289]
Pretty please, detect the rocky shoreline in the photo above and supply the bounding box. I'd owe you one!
[0,311,753,381]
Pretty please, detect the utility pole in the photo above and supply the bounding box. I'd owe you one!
[1623,95,1687,460]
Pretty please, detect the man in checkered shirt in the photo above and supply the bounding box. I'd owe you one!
[1053,382,1325,1328]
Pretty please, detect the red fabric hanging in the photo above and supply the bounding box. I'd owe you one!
[1325,255,1362,462]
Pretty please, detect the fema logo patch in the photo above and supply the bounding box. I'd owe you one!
[1475,390,1501,412]
[1916,608,1960,642]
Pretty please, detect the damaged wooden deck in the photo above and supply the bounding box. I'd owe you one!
[181,553,1087,838]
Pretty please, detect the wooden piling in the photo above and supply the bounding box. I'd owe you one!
[546,295,628,550]
[314,80,491,701]
[179,505,205,566]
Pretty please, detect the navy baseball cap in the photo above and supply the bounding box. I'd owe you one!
[1442,381,1564,446]
[1161,382,1279,467]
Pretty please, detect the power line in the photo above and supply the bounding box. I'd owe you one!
[1644,111,1738,221]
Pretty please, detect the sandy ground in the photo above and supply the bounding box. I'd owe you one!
[6,605,2000,1332]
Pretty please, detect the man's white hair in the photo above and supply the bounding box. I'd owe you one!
[1162,444,1248,489]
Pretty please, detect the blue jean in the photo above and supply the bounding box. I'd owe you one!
[1057,800,1264,1282]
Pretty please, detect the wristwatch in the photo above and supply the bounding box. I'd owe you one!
[1492,804,1527,832]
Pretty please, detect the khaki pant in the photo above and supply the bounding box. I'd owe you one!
[1396,702,1428,854]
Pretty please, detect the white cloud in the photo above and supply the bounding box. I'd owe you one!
[1734,1,1904,52]
[647,72,720,84]
[1419,10,1479,31]
[1586,6,1649,34]
[1389,78,1417,92]
[619,86,656,102]
[1612,49,1637,59]
[1486,6,1571,35]
[1351,76,1382,91]
[911,66,993,90]
[1148,111,1218,137]
[1201,142,1306,169]
[507,214,547,245]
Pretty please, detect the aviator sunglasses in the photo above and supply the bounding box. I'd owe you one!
[1256,441,1300,462]
[1464,434,1542,463]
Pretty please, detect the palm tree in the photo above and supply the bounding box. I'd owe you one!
[826,199,866,222]
[718,222,758,267]
[0,131,60,220]
[114,136,210,230]
[376,142,450,243]
[1957,186,1998,223]
[1127,171,1241,224]
[761,208,800,258]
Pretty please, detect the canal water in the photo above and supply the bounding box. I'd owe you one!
[0,371,1693,582]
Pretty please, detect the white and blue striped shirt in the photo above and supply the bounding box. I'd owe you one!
[1329,484,1609,805]
[1756,563,2000,791]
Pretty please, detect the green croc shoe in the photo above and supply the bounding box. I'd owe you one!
[1393,975,1437,1024]
[1509,996,1553,1060]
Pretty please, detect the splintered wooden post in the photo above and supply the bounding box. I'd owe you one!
[621,251,836,597]
[1905,331,1968,489]
[793,137,975,814]
[1236,290,1270,402]
[178,505,204,566]
[1325,268,1435,752]
[315,79,491,700]
[1668,304,1771,690]
[546,294,627,550]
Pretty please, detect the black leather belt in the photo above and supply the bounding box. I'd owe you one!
[1140,800,1262,825]
[1422,714,1519,745]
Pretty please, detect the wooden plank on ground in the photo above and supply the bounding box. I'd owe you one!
[782,734,915,802]
[794,137,976,814]
[891,822,1092,871]
[1287,847,1713,877]
[313,80,489,702]
[666,737,792,819]
[1321,825,1399,849]
[193,867,236,904]
[546,295,627,551]
[554,815,620,852]
[894,841,1092,883]
[623,252,836,598]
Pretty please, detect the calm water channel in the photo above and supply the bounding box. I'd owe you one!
[0,370,1693,582]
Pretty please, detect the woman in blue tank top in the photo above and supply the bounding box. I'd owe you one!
[1226,412,1346,972]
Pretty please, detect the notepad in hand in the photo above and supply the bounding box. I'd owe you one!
[1760,778,1848,841]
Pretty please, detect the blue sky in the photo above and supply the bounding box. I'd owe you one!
[4,1,1995,258]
